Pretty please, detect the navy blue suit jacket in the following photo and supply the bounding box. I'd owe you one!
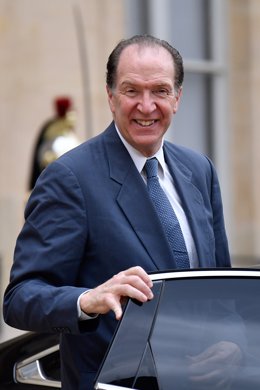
[3,122,230,389]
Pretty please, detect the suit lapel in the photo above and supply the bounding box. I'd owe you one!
[104,124,177,271]
[104,124,214,269]
[164,147,214,267]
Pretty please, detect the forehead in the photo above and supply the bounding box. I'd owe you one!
[116,44,175,84]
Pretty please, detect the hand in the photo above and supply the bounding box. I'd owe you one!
[187,341,243,389]
[80,266,153,320]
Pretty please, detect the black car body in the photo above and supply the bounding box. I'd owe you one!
[1,269,260,389]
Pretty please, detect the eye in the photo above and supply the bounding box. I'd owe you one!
[123,88,138,97]
[153,89,171,98]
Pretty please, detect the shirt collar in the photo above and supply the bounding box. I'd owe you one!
[115,124,166,176]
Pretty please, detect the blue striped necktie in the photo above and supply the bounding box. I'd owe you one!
[145,157,190,269]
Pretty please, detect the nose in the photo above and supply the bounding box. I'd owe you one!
[137,91,156,114]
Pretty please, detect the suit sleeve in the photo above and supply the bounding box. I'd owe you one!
[3,160,98,334]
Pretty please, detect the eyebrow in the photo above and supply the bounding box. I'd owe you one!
[120,80,173,88]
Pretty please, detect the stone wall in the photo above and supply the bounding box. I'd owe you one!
[1,0,260,342]
[0,0,124,342]
[229,0,260,266]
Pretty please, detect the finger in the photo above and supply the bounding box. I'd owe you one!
[80,267,153,318]
[111,282,152,303]
[111,302,123,320]
[103,294,123,320]
[123,266,153,288]
[188,344,215,363]
[190,368,221,382]
[190,371,230,389]
[112,270,153,301]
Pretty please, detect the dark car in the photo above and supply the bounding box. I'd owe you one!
[1,269,260,389]
[0,332,61,389]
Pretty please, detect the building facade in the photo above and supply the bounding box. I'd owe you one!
[1,0,260,341]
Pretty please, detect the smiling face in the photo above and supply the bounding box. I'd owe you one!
[107,44,182,157]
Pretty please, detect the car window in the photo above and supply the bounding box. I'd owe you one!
[95,270,260,390]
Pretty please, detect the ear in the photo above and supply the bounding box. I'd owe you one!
[173,87,183,114]
[106,85,115,113]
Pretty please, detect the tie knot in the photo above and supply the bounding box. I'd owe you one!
[145,158,158,179]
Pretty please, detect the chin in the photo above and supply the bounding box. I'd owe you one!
[133,141,160,156]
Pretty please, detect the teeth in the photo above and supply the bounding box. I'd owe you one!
[136,120,155,127]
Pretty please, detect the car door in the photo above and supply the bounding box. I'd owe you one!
[95,269,260,390]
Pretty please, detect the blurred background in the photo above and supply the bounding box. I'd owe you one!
[1,0,260,342]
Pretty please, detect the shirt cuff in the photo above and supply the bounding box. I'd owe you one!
[77,290,99,321]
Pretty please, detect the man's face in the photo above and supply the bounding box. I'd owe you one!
[107,44,182,157]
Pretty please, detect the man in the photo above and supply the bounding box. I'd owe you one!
[3,35,231,389]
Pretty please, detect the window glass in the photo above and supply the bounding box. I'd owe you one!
[96,275,260,389]
[165,0,210,60]
[95,282,163,388]
[134,344,159,390]
[166,73,211,155]
[124,0,210,60]
[150,278,260,390]
[123,0,149,35]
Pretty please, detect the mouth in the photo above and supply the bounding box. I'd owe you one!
[134,120,157,127]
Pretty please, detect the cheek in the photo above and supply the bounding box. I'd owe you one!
[116,101,133,118]
[161,103,175,119]
[108,94,125,114]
